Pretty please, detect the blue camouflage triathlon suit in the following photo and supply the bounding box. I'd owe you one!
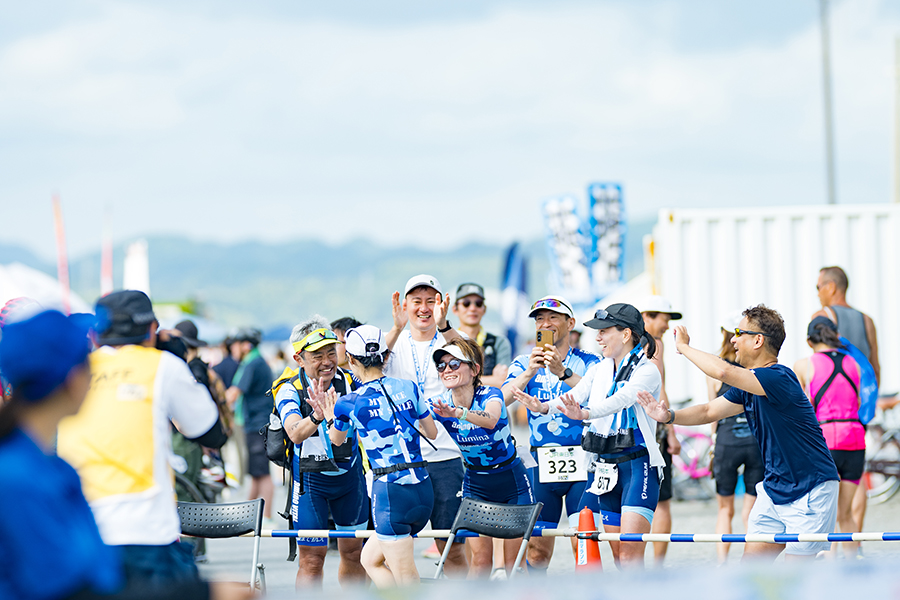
[506,348,601,528]
[276,368,369,546]
[432,385,533,505]
[332,376,434,540]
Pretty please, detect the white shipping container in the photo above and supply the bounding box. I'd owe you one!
[652,204,900,405]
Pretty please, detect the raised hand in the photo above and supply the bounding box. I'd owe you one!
[392,291,409,331]
[434,292,451,331]
[558,393,587,420]
[322,387,338,422]
[512,388,546,414]
[672,326,691,353]
[636,390,668,423]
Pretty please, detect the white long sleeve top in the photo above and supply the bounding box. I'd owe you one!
[546,350,664,468]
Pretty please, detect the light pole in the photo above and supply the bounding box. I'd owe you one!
[819,0,837,205]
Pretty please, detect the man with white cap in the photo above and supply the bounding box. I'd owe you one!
[384,274,468,575]
[638,295,683,566]
[501,295,601,573]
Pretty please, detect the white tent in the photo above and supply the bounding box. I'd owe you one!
[0,262,91,314]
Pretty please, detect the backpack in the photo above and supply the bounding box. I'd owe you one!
[264,367,301,468]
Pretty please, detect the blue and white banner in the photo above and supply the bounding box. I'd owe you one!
[587,182,625,300]
[540,195,593,306]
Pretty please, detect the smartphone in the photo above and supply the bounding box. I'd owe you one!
[535,330,555,347]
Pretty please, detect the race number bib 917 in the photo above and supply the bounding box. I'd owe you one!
[588,462,618,495]
[536,446,588,483]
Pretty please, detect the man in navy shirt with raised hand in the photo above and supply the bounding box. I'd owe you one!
[638,304,839,561]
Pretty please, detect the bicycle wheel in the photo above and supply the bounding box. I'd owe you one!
[864,425,900,503]
[672,434,715,502]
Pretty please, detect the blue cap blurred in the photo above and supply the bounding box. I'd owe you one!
[0,310,92,402]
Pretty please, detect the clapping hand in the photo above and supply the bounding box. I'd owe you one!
[558,393,588,420]
[512,388,546,414]
[432,398,458,419]
[636,390,669,423]
[392,291,409,331]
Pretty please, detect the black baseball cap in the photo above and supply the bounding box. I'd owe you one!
[94,290,157,346]
[174,319,207,348]
[584,303,645,336]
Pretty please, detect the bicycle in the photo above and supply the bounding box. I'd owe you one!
[863,397,900,503]
[670,425,716,501]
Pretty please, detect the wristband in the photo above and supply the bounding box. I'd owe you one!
[438,321,453,333]
[460,407,469,421]
[665,409,676,425]
[309,414,324,426]
[326,419,334,427]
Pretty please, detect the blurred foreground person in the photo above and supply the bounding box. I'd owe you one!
[0,309,250,600]
[57,291,228,586]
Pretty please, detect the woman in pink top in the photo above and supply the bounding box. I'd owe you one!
[794,316,864,557]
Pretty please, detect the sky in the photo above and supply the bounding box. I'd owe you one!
[2,0,899,261]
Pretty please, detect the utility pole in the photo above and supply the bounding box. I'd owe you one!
[895,37,900,204]
[819,0,837,205]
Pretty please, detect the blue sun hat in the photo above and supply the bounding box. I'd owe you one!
[0,310,92,402]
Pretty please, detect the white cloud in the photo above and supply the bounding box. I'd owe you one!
[0,0,897,259]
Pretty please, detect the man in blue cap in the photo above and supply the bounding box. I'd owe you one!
[57,290,228,585]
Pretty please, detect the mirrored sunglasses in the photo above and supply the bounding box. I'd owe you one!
[436,358,465,373]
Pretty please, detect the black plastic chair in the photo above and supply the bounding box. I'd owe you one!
[177,499,266,591]
[433,498,543,581]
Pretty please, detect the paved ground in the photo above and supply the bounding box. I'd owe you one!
[196,475,900,598]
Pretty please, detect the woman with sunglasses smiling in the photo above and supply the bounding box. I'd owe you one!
[430,338,533,578]
[514,303,663,568]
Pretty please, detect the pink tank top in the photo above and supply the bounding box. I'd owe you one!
[809,351,864,451]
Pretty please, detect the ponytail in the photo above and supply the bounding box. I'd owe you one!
[641,330,657,359]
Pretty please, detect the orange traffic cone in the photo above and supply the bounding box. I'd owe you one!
[575,507,602,571]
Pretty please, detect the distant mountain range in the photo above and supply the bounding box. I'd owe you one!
[0,218,653,332]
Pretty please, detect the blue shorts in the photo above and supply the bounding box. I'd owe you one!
[527,459,594,528]
[372,479,434,541]
[464,459,534,506]
[425,458,464,531]
[295,460,369,546]
[593,452,659,527]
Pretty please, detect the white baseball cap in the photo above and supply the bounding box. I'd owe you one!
[344,324,388,357]
[403,274,442,297]
[637,296,682,320]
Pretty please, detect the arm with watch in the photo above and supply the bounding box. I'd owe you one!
[636,390,743,426]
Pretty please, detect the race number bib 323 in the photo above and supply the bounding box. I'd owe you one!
[536,446,588,483]
[588,462,618,495]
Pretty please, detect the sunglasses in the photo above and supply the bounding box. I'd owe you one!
[436,358,465,373]
[299,329,339,352]
[459,299,484,308]
[733,328,770,338]
[531,298,572,314]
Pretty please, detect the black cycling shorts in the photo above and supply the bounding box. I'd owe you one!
[713,443,764,497]
[830,449,865,482]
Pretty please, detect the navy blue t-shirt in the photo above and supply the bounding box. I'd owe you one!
[724,363,838,504]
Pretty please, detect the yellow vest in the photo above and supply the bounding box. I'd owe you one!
[58,346,162,502]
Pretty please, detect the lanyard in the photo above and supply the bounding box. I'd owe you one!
[409,331,438,397]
